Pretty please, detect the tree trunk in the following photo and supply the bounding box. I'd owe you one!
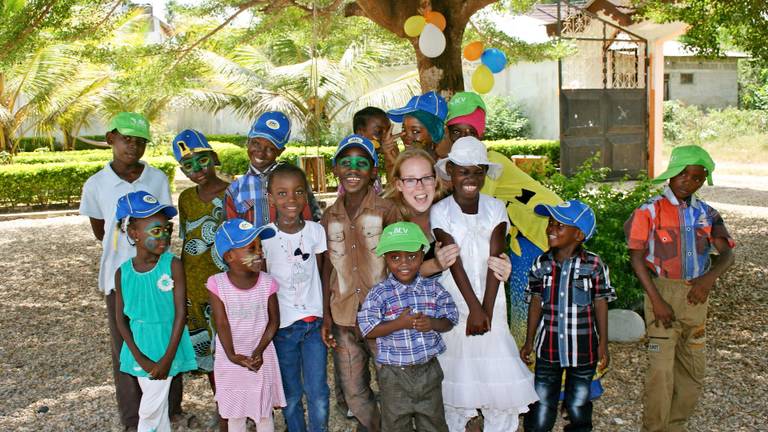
[346,0,498,95]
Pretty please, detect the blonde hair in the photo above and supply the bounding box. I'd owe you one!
[383,148,444,220]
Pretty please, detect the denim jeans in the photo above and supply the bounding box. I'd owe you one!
[524,359,596,432]
[274,318,330,432]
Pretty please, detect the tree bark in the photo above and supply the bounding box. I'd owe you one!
[346,0,498,95]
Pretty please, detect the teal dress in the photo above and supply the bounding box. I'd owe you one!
[119,252,197,377]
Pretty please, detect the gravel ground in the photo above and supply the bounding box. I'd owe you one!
[0,177,765,431]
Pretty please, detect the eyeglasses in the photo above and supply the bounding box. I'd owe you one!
[398,175,436,189]
[337,156,371,170]
[294,247,310,261]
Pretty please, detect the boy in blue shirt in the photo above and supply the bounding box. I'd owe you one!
[358,221,458,432]
[521,200,615,432]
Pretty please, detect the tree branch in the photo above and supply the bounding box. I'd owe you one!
[0,0,59,56]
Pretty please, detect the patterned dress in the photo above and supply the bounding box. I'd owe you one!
[207,272,286,421]
[178,187,228,373]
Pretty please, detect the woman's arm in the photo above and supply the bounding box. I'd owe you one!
[251,293,280,370]
[434,228,489,336]
[481,223,507,325]
[151,258,188,379]
[419,242,460,278]
[114,269,157,375]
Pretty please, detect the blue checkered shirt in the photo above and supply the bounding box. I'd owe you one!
[358,273,458,366]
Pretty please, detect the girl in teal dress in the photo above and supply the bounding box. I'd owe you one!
[114,191,197,432]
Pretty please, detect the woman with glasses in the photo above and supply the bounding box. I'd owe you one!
[384,148,511,279]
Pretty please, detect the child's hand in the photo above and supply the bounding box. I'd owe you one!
[231,354,255,371]
[137,356,158,376]
[394,307,415,330]
[249,353,264,372]
[686,273,715,305]
[321,319,337,349]
[380,124,403,161]
[435,242,460,270]
[412,314,433,332]
[488,254,512,282]
[597,344,610,373]
[519,342,534,365]
[149,358,171,380]
[466,306,490,336]
[650,298,676,328]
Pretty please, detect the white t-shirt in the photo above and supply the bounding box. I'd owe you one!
[79,161,172,295]
[262,221,327,328]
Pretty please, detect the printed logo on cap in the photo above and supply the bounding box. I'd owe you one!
[392,226,409,235]
[266,119,280,130]
[560,201,571,208]
[239,221,253,230]
[348,137,363,144]
[142,195,158,204]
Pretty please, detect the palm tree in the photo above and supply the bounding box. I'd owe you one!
[193,38,419,147]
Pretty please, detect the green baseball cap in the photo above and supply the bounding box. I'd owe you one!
[108,112,151,141]
[375,222,430,256]
[654,145,715,186]
[446,91,486,122]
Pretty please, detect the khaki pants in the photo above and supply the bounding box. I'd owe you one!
[379,358,448,432]
[332,324,381,432]
[642,278,708,432]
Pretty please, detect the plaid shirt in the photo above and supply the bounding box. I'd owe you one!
[624,186,734,280]
[525,249,616,367]
[358,273,458,366]
[225,163,322,227]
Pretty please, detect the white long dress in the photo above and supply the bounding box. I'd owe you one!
[430,194,538,432]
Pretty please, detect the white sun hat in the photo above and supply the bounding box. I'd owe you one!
[434,136,503,181]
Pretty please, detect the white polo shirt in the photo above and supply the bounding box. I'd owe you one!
[79,161,172,295]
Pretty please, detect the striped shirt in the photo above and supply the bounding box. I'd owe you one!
[358,273,458,366]
[224,163,323,227]
[624,186,734,280]
[525,249,616,367]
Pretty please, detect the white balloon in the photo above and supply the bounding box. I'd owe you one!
[418,23,446,58]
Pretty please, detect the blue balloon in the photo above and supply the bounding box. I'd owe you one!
[481,48,507,73]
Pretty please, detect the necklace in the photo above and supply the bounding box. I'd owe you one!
[275,224,310,309]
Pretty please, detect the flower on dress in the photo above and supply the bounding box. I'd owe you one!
[157,273,174,292]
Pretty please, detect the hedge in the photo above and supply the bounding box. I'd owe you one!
[0,157,176,208]
[486,139,560,166]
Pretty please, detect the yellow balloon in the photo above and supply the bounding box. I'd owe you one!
[404,15,426,38]
[472,65,494,94]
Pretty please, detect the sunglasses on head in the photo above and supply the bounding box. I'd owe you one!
[294,248,310,261]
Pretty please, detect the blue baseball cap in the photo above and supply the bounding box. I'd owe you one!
[172,129,213,162]
[248,111,291,149]
[333,134,378,167]
[387,91,448,123]
[116,191,177,221]
[534,199,596,241]
[213,218,276,261]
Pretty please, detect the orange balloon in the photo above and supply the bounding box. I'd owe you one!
[463,41,484,61]
[424,11,446,31]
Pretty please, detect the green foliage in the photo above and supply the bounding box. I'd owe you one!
[0,158,176,208]
[544,157,661,310]
[639,0,768,64]
[483,97,532,140]
[738,60,768,110]
[663,100,768,145]
[486,139,559,166]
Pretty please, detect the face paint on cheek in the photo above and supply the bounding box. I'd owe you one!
[143,222,172,251]
[241,252,264,269]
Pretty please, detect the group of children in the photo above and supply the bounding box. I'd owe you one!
[80,91,734,432]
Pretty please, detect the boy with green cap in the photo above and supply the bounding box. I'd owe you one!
[79,112,182,431]
[357,221,458,432]
[624,145,735,432]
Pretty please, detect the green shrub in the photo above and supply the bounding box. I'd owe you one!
[484,96,532,140]
[663,100,768,145]
[0,158,176,208]
[543,157,661,310]
[486,139,560,166]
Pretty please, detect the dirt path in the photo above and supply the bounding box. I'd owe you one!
[0,178,765,431]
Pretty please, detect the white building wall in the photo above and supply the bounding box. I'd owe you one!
[665,57,739,109]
